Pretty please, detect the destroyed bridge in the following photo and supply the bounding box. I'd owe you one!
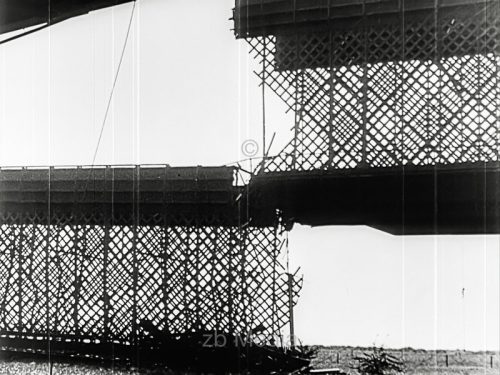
[0,0,498,366]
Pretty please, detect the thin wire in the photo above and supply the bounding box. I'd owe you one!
[90,1,136,166]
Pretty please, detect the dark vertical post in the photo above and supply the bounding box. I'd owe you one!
[495,0,500,168]
[132,224,138,345]
[102,167,111,341]
[105,166,116,343]
[161,165,169,332]
[433,0,439,233]
[0,226,14,329]
[162,223,169,332]
[262,26,267,160]
[28,221,37,330]
[46,167,52,371]
[17,223,24,333]
[194,226,200,328]
[292,21,301,170]
[260,0,266,161]
[292,0,299,165]
[327,0,335,168]
[437,1,445,164]
[445,354,449,367]
[239,226,247,334]
[361,0,368,167]
[271,227,278,338]
[337,352,340,364]
[73,225,80,337]
[211,227,220,331]
[398,0,406,232]
[102,223,110,340]
[182,228,189,331]
[132,166,139,345]
[72,168,81,339]
[102,226,111,340]
[52,229,63,335]
[16,168,26,333]
[228,228,235,334]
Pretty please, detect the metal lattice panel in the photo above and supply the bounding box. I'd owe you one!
[0,212,299,345]
[246,3,500,172]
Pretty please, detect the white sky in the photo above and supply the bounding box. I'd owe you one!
[0,0,499,351]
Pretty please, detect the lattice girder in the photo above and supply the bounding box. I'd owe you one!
[245,2,500,172]
[0,212,300,346]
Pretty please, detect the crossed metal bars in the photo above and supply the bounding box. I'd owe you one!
[244,2,499,172]
[0,212,298,346]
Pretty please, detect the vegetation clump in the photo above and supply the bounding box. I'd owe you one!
[353,347,404,375]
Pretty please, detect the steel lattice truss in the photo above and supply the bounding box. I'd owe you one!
[246,3,500,172]
[0,211,299,345]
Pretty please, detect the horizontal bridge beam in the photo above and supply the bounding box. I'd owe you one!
[0,165,277,227]
[234,0,495,38]
[248,163,500,235]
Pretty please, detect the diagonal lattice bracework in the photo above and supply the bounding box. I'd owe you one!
[241,1,500,172]
[0,212,299,346]
[0,166,301,353]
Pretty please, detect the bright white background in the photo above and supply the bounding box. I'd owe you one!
[0,0,498,351]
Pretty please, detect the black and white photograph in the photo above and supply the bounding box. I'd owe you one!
[0,0,499,374]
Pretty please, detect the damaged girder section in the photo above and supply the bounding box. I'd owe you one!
[247,164,500,235]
